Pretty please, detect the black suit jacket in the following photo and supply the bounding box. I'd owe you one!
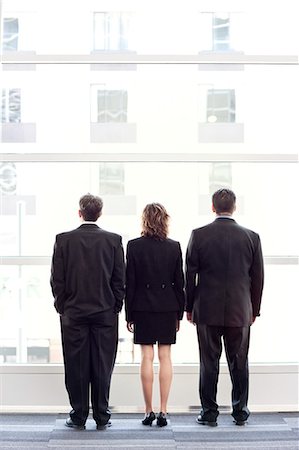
[50,223,125,319]
[186,218,264,327]
[125,236,185,322]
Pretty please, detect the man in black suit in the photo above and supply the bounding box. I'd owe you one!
[50,194,125,430]
[186,189,264,427]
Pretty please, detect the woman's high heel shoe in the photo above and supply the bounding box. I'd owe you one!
[156,412,168,427]
[142,411,156,426]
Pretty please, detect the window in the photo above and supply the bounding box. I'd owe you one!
[0,163,17,195]
[97,89,128,123]
[1,89,21,123]
[93,12,133,51]
[207,89,235,123]
[209,163,232,194]
[0,1,298,371]
[199,12,243,53]
[0,162,298,364]
[212,13,230,51]
[90,85,135,143]
[99,163,125,195]
[2,17,19,51]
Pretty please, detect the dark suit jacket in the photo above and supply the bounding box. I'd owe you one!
[186,218,264,327]
[125,236,185,322]
[50,223,125,319]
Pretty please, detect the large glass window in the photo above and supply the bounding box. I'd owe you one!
[0,0,298,369]
[0,162,298,365]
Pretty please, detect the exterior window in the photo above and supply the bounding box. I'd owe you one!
[0,163,17,195]
[209,162,232,194]
[93,12,133,51]
[99,163,125,195]
[0,343,49,363]
[27,341,50,363]
[3,18,19,51]
[199,12,243,52]
[0,346,16,363]
[207,89,235,123]
[97,90,128,123]
[1,89,21,123]
[212,14,230,51]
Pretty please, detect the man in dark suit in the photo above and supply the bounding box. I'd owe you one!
[50,194,125,430]
[186,189,264,427]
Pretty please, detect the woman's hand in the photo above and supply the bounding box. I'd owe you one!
[186,311,196,325]
[176,320,180,332]
[127,321,134,333]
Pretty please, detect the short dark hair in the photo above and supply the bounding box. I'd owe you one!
[141,203,169,240]
[212,188,236,214]
[79,194,103,221]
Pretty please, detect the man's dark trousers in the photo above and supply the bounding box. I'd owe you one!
[197,324,250,422]
[60,309,118,426]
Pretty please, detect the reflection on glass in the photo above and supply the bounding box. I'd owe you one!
[99,163,125,195]
[3,17,19,51]
[0,163,17,195]
[1,89,21,123]
[93,12,134,51]
[212,14,230,51]
[199,12,244,53]
[207,89,235,123]
[2,10,36,53]
[97,90,128,123]
[209,163,232,194]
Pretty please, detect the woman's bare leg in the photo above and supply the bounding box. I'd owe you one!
[140,344,154,413]
[158,344,173,413]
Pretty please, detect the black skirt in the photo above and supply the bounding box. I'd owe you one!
[133,311,178,345]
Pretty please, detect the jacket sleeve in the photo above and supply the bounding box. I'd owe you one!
[50,235,66,314]
[185,230,198,313]
[249,234,264,317]
[111,236,126,313]
[125,241,135,322]
[174,242,186,320]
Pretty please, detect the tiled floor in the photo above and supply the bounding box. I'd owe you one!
[0,413,298,449]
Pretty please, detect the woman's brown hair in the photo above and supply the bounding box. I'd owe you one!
[141,203,169,240]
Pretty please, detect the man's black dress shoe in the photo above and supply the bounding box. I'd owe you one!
[234,419,246,426]
[156,412,168,427]
[196,414,217,427]
[96,420,112,430]
[65,417,86,430]
[142,411,156,426]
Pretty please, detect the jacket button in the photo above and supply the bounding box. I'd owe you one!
[161,284,165,289]
[146,284,150,289]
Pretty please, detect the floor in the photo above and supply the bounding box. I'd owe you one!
[0,412,298,450]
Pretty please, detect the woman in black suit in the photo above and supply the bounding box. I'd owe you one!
[125,203,185,427]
